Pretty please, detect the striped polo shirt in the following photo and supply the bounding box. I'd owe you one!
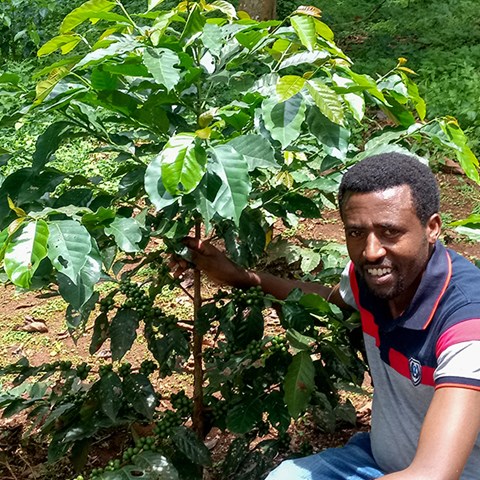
[339,241,480,476]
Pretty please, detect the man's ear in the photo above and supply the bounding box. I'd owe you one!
[426,213,442,244]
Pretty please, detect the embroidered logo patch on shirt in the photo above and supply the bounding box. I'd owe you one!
[409,357,422,386]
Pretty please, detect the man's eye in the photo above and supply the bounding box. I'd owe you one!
[384,229,399,238]
[348,230,362,238]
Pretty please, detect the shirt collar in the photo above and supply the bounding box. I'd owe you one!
[356,241,452,331]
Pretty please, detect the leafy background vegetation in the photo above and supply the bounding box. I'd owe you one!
[0,1,479,479]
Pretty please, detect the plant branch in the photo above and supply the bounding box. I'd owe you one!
[192,220,205,440]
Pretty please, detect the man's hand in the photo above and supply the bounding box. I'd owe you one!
[170,237,347,305]
[169,237,257,289]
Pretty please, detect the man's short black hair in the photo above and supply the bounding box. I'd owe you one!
[338,152,440,225]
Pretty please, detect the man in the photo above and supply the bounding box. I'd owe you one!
[173,153,480,479]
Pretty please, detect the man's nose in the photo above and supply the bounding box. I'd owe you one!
[363,233,386,262]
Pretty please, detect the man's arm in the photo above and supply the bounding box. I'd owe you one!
[383,386,480,480]
[171,237,350,308]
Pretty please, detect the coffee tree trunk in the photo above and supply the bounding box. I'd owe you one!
[238,0,276,19]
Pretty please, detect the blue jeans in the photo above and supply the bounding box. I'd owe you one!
[265,432,385,480]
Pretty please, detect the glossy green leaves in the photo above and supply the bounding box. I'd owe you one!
[4,220,49,288]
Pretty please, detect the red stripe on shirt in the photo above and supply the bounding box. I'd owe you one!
[389,348,435,386]
[436,318,480,358]
[349,263,380,346]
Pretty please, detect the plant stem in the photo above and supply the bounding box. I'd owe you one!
[192,220,205,440]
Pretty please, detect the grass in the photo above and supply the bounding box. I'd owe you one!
[320,0,480,154]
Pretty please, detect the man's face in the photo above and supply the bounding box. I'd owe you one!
[341,185,441,314]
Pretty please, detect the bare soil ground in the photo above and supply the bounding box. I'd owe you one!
[0,172,479,479]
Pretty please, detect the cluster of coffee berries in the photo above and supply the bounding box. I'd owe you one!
[228,286,264,307]
[120,280,153,318]
[270,335,288,354]
[211,398,229,421]
[245,339,264,359]
[139,359,157,376]
[76,362,92,380]
[99,296,115,314]
[99,363,113,377]
[170,390,192,418]
[153,410,181,438]
[117,362,132,377]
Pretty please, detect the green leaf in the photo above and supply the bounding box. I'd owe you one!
[201,22,224,57]
[32,122,72,172]
[145,155,178,212]
[450,214,480,227]
[226,397,263,434]
[235,30,266,50]
[209,0,237,19]
[105,216,143,253]
[314,19,334,41]
[439,119,480,183]
[110,308,139,362]
[306,107,350,160]
[37,34,82,56]
[47,220,92,283]
[171,426,212,466]
[284,351,315,418]
[262,94,306,149]
[180,4,206,46]
[57,240,102,310]
[307,79,344,125]
[286,329,316,352]
[227,134,277,171]
[291,15,316,51]
[99,371,123,422]
[279,50,329,70]
[277,75,306,101]
[60,0,116,33]
[123,374,157,420]
[90,312,110,354]
[159,134,207,196]
[143,48,181,92]
[4,220,49,288]
[150,10,177,46]
[454,226,480,242]
[148,0,165,11]
[209,144,251,225]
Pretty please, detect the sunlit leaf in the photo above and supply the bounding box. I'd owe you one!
[143,48,181,92]
[209,144,251,225]
[159,133,207,196]
[4,220,49,288]
[291,15,316,51]
[37,34,82,57]
[47,219,92,283]
[279,50,329,70]
[145,155,179,211]
[104,216,143,253]
[262,94,306,149]
[148,0,164,12]
[307,78,344,125]
[314,19,334,41]
[60,0,116,33]
[277,75,306,101]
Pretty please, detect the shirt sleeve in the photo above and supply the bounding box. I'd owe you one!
[339,261,358,310]
[434,318,480,390]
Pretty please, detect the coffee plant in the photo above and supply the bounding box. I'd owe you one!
[0,0,478,478]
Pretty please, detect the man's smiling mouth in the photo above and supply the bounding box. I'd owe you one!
[366,267,392,277]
